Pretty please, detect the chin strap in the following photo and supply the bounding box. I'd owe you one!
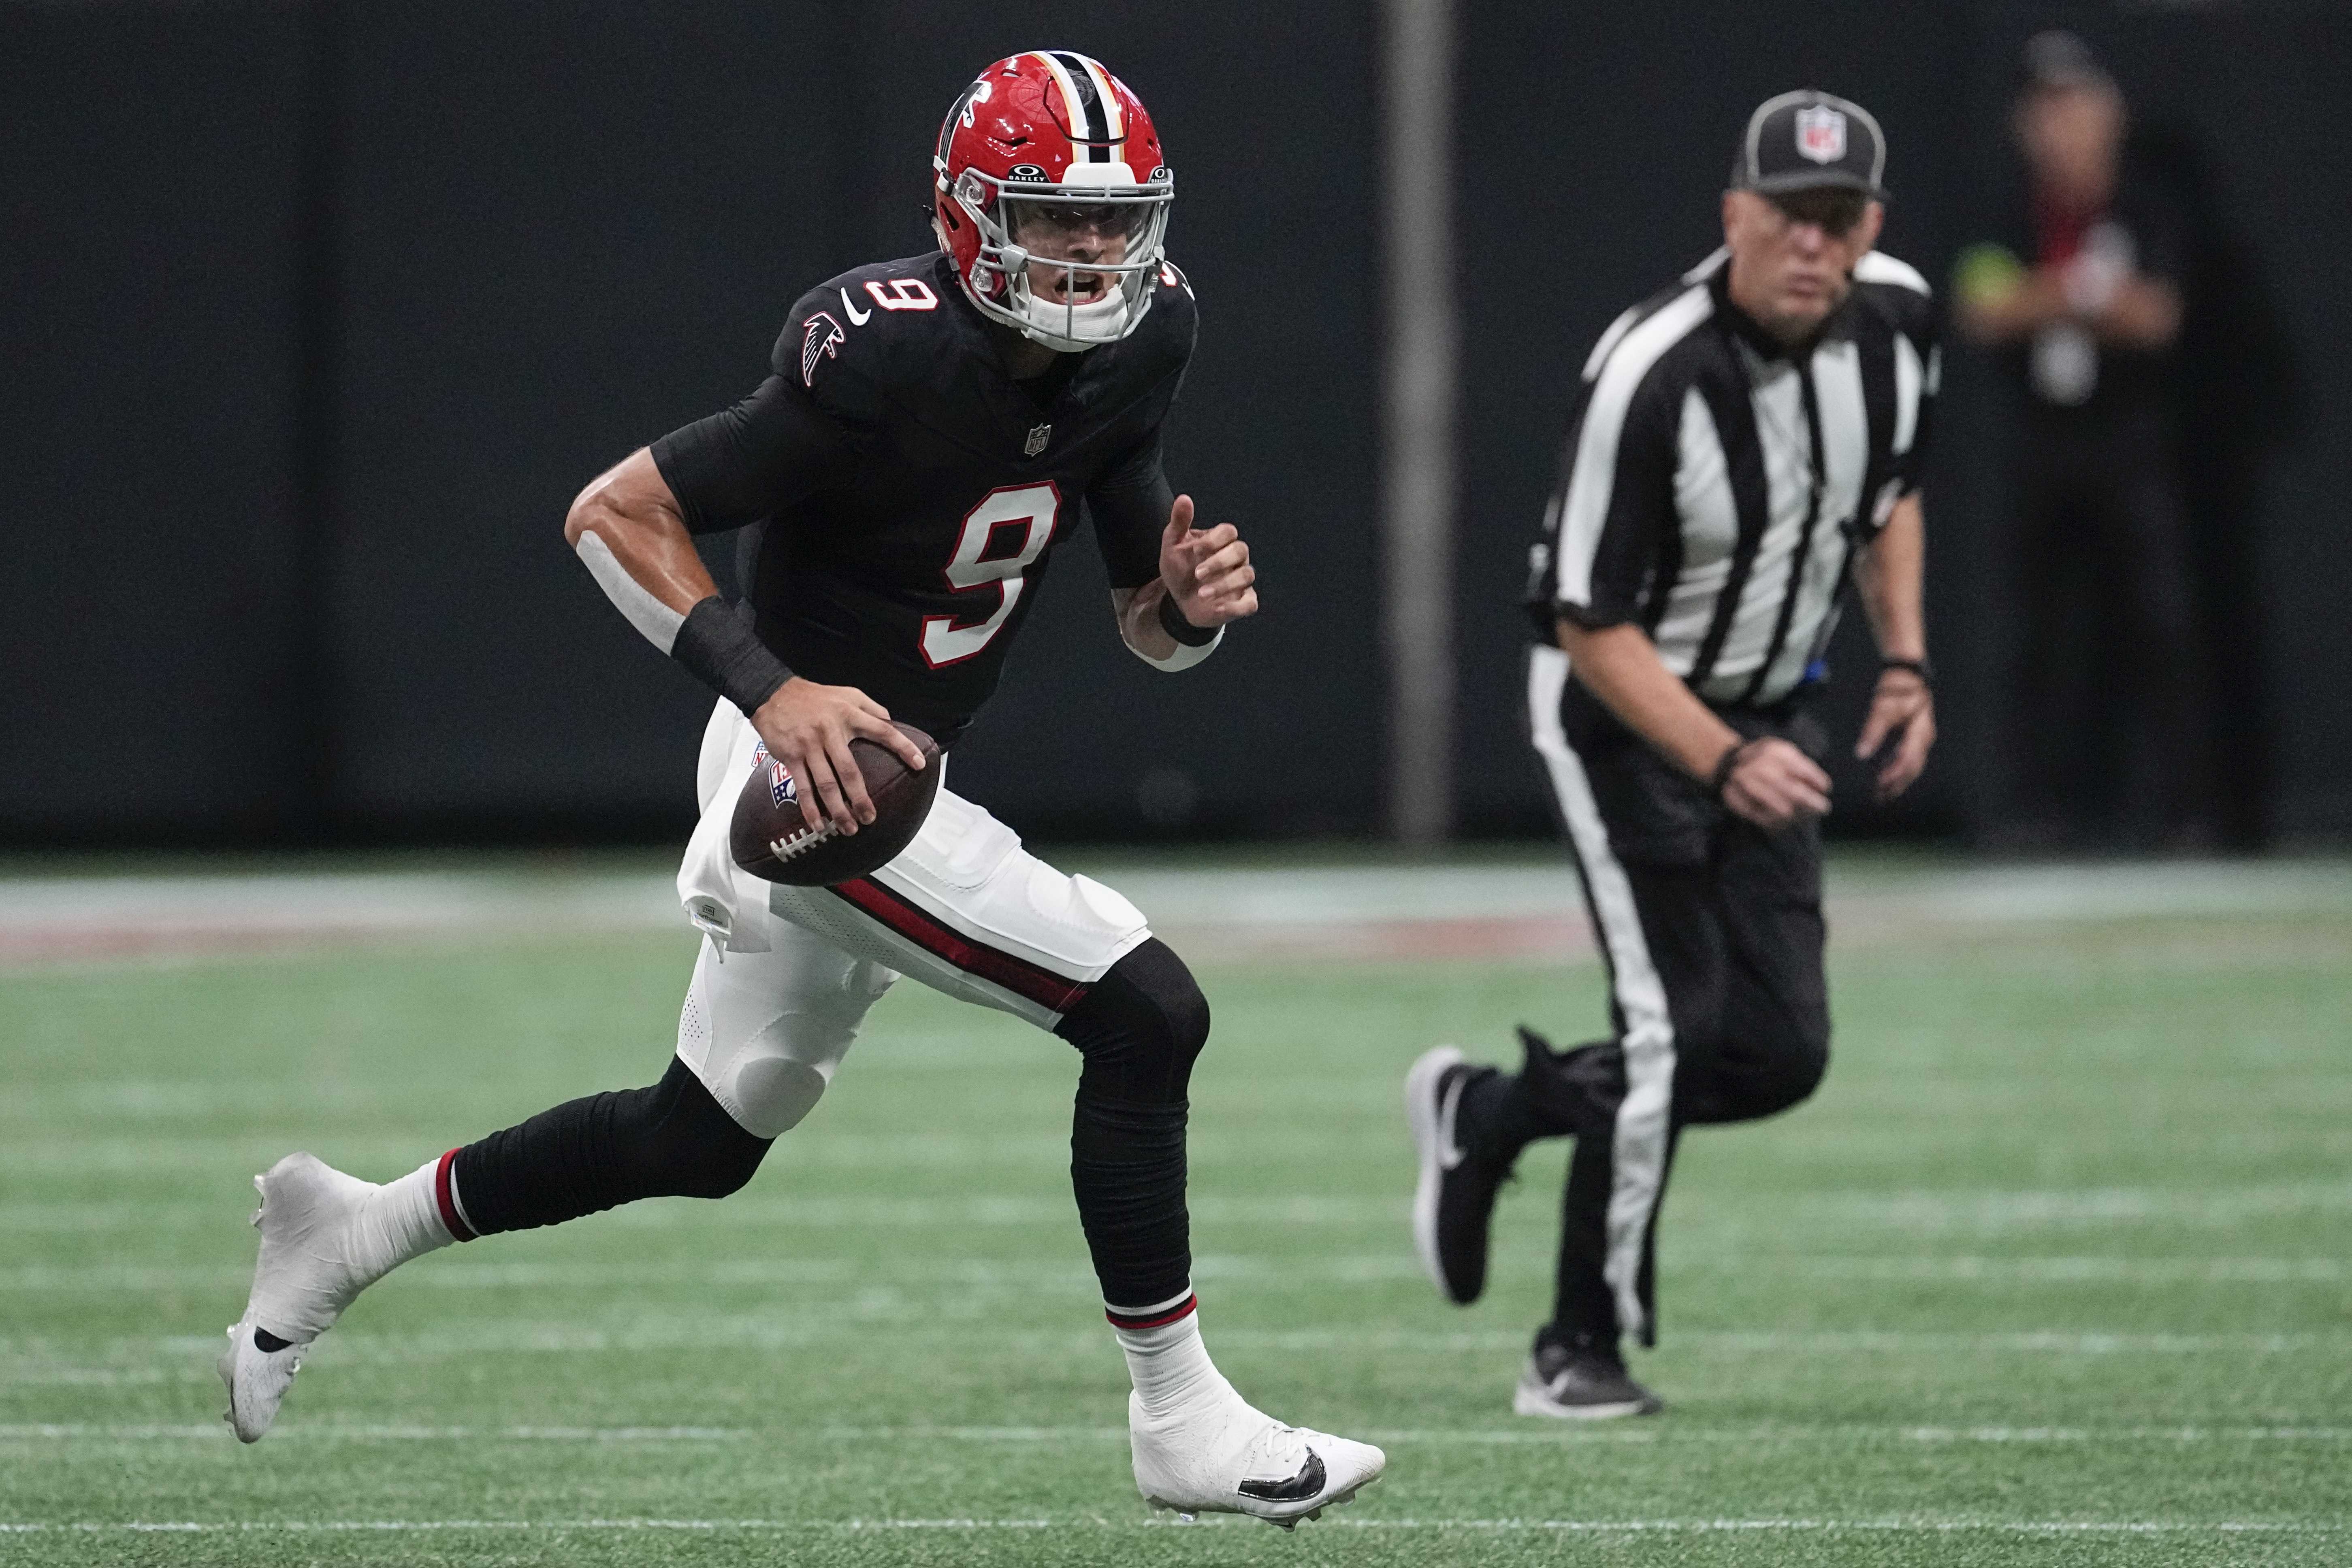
[1016,290,1143,352]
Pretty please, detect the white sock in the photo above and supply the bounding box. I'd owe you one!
[252,1155,459,1342]
[1110,1293,1235,1423]
[352,1159,460,1280]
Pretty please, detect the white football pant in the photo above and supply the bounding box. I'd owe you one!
[673,699,1154,1138]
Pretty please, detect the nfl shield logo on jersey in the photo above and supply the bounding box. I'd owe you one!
[1025,423,1051,457]
[1795,104,1846,164]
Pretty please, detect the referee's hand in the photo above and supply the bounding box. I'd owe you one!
[1855,667,1936,803]
[1721,739,1832,830]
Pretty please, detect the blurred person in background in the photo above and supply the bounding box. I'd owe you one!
[1955,32,2211,850]
[1407,91,1939,1419]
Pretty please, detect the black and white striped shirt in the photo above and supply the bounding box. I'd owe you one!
[1525,249,1940,708]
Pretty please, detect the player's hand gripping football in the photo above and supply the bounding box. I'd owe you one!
[749,678,928,837]
[1159,494,1258,627]
[1854,666,1935,802]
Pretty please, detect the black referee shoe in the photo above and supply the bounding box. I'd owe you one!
[1512,1331,1664,1421]
[1405,1045,1510,1305]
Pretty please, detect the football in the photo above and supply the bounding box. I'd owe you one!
[730,723,942,886]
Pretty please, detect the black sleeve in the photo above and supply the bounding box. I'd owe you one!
[647,373,852,536]
[1086,428,1175,590]
[1525,367,1679,633]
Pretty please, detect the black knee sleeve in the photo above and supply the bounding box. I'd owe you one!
[1070,1091,1192,1309]
[450,1057,773,1236]
[1053,938,1209,1106]
[1056,940,1206,1308]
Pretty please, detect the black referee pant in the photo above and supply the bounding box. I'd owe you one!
[1472,647,1830,1351]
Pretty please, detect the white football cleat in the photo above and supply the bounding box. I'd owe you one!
[218,1153,380,1442]
[217,1321,305,1444]
[1130,1392,1385,1529]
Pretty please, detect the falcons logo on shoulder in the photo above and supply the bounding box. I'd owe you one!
[801,311,845,387]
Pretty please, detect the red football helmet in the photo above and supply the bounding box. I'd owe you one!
[933,52,1174,352]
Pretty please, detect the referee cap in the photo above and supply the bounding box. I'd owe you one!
[1731,89,1887,202]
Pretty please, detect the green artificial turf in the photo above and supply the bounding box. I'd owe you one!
[3,882,2349,1566]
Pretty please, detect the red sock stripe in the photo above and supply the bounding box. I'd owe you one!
[1105,1293,1198,1332]
[433,1148,477,1243]
[829,877,1091,1014]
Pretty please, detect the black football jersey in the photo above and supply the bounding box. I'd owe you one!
[649,250,1197,746]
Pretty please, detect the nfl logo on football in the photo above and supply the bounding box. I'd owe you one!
[1795,104,1846,164]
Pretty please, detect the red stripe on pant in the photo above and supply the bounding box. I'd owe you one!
[829,876,1091,1014]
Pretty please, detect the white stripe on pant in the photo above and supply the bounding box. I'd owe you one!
[1524,643,1677,1341]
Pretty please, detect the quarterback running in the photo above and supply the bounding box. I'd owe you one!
[220,50,1383,1526]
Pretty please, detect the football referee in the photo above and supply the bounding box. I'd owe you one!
[1406,90,1940,1418]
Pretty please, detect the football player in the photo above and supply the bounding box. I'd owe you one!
[219,51,1384,1527]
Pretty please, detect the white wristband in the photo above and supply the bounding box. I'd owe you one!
[1127,624,1224,672]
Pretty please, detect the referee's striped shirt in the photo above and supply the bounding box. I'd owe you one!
[1525,248,1941,707]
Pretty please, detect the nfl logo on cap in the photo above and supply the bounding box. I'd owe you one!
[1795,104,1846,164]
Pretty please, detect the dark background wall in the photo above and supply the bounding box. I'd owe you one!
[4,0,2346,846]
[3,3,309,838]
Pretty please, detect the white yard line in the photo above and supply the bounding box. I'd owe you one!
[9,1327,2349,1389]
[13,1253,2351,1294]
[1759,1256,2352,1282]
[12,1183,2351,1231]
[1795,1183,2352,1231]
[0,1516,2339,1535]
[4,1422,2345,1446]
[10,1182,2352,1238]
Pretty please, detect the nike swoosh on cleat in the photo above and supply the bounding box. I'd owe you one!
[1435,1074,1468,1172]
[840,287,871,325]
[1237,1448,1325,1503]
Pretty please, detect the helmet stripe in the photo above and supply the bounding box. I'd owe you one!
[1038,49,1107,158]
[1075,55,1124,144]
[1028,51,1089,156]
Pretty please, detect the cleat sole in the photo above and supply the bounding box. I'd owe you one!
[1405,1045,1472,1303]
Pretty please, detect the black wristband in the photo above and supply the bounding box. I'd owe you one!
[1156,590,1220,648]
[1879,656,1934,689]
[1708,737,1758,799]
[672,596,791,714]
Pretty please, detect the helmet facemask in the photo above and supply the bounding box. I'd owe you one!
[949,164,1173,352]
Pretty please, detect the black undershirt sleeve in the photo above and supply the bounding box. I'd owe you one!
[1086,428,1175,590]
[648,373,851,536]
